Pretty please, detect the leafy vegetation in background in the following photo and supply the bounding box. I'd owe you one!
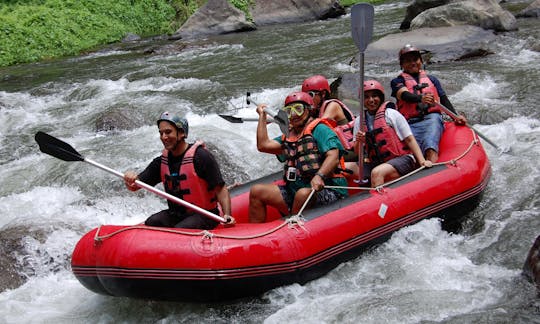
[168,0,207,31]
[0,0,176,67]
[341,0,386,6]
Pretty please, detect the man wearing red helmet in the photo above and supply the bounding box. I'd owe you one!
[390,44,466,163]
[248,91,348,223]
[354,80,431,187]
[123,111,234,229]
[301,75,356,157]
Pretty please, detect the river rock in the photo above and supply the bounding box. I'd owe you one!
[523,234,540,294]
[173,0,256,39]
[204,142,251,186]
[516,0,540,17]
[251,0,345,25]
[410,0,518,32]
[0,228,27,292]
[95,107,144,132]
[364,25,496,64]
[400,0,452,30]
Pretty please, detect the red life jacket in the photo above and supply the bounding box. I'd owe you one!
[281,118,346,180]
[160,141,218,212]
[397,71,441,120]
[365,102,411,164]
[319,99,355,150]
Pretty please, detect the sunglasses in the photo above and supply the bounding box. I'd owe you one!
[282,103,306,118]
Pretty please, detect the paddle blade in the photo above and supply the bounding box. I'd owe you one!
[218,114,244,123]
[351,3,374,52]
[275,110,290,136]
[35,131,84,162]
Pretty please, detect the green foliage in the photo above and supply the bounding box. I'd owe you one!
[0,0,175,67]
[340,0,386,6]
[168,0,207,30]
[229,0,254,20]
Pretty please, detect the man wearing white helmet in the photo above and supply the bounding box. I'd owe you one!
[124,111,234,229]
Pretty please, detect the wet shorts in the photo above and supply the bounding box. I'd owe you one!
[278,184,344,212]
[386,155,416,176]
[409,113,444,155]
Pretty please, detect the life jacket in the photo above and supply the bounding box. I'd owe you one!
[397,71,441,120]
[281,118,346,181]
[364,102,411,164]
[319,99,356,150]
[160,141,218,212]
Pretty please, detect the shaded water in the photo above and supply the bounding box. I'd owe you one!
[1,1,539,323]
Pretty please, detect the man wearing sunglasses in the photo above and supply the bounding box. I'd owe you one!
[302,75,356,158]
[248,92,348,223]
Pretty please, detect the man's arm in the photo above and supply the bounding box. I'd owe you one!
[215,184,234,224]
[256,104,283,154]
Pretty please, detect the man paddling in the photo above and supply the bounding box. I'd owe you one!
[124,112,234,229]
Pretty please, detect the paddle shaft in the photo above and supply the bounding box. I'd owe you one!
[436,103,499,150]
[358,51,366,182]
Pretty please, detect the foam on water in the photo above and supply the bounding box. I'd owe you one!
[263,219,520,324]
[0,186,84,229]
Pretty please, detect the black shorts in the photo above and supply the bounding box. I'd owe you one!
[278,184,344,212]
[145,209,218,230]
[387,155,416,176]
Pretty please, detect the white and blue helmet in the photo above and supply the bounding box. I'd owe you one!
[157,111,189,137]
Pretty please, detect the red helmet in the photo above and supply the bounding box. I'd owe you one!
[362,80,385,100]
[284,91,314,108]
[399,44,422,64]
[301,75,330,94]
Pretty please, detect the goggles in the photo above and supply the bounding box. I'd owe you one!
[282,103,306,118]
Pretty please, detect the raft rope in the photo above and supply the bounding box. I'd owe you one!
[325,127,479,193]
[93,128,479,243]
[94,214,306,242]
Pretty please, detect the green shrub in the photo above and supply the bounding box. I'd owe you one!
[0,0,175,67]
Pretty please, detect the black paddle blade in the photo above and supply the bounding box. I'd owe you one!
[35,131,84,162]
[218,114,244,123]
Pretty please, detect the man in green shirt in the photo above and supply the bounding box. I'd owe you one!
[249,91,348,223]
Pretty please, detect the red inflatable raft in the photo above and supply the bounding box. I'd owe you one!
[71,122,491,301]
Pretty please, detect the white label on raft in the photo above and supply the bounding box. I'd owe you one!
[378,203,388,218]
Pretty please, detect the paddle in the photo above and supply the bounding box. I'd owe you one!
[34,131,226,223]
[435,102,501,151]
[218,115,262,123]
[351,3,375,183]
[246,92,290,136]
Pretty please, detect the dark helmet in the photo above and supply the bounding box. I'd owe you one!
[362,79,385,101]
[399,44,422,64]
[284,91,314,108]
[157,111,189,137]
[301,75,331,94]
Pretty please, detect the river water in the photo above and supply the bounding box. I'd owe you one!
[1,1,539,323]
